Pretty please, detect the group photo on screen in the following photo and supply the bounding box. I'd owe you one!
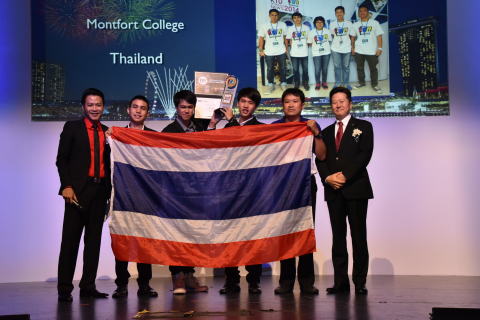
[255,0,449,118]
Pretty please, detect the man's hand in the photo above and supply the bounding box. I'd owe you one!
[325,172,347,190]
[335,172,347,184]
[105,127,113,136]
[221,108,234,121]
[375,48,383,56]
[259,50,265,57]
[62,187,78,204]
[208,112,220,129]
[306,120,320,136]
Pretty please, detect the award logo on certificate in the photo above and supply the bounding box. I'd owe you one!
[194,72,239,119]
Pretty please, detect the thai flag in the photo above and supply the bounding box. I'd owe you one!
[108,123,316,268]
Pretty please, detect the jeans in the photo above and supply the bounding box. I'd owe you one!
[355,54,379,87]
[290,56,309,86]
[331,51,351,86]
[265,53,287,84]
[313,54,331,84]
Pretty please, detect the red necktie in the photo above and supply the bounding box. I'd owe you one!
[335,121,343,152]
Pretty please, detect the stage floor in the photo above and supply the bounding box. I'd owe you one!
[1,275,479,319]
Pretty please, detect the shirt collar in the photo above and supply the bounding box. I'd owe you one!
[127,122,145,130]
[83,117,101,129]
[275,116,309,123]
[336,114,352,127]
[239,116,254,126]
[176,117,196,132]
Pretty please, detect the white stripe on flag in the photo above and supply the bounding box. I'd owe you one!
[109,206,313,244]
[111,136,313,172]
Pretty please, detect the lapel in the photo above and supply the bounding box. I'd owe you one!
[326,121,337,152]
[338,116,356,153]
[79,119,90,148]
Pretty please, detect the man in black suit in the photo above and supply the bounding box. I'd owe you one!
[162,90,209,294]
[162,90,211,133]
[317,87,374,295]
[56,88,111,302]
[111,95,158,299]
[209,87,264,294]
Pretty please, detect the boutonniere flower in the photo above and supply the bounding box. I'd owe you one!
[352,128,362,142]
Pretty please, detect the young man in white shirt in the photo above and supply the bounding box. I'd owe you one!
[259,9,288,94]
[329,6,355,89]
[286,12,310,91]
[308,16,332,90]
[352,5,384,93]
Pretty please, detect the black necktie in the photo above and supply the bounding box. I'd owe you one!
[92,122,100,178]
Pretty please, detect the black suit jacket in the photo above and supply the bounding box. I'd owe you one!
[56,119,111,195]
[124,125,157,132]
[317,116,373,201]
[144,126,156,132]
[162,119,208,133]
[224,116,264,128]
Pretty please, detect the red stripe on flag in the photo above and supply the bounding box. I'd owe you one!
[111,229,316,268]
[111,122,312,149]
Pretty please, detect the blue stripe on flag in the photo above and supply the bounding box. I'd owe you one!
[113,159,311,220]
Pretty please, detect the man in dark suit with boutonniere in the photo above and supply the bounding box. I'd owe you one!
[56,88,111,302]
[317,86,374,295]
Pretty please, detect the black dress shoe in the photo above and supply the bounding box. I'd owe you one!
[274,285,293,295]
[248,283,262,294]
[80,289,109,298]
[112,286,128,298]
[300,285,319,295]
[58,293,73,302]
[355,287,368,295]
[219,284,240,294]
[137,286,158,298]
[326,286,350,294]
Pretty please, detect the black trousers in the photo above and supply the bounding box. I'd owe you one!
[355,54,379,87]
[327,195,369,288]
[57,181,108,294]
[278,176,317,287]
[224,264,262,286]
[169,266,195,275]
[115,259,152,288]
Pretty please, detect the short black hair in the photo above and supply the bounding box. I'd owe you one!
[128,95,150,110]
[292,12,303,19]
[81,88,104,106]
[281,88,305,104]
[313,16,326,26]
[358,4,369,11]
[269,9,280,15]
[237,87,261,107]
[174,90,196,108]
[335,6,345,13]
[329,86,352,103]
